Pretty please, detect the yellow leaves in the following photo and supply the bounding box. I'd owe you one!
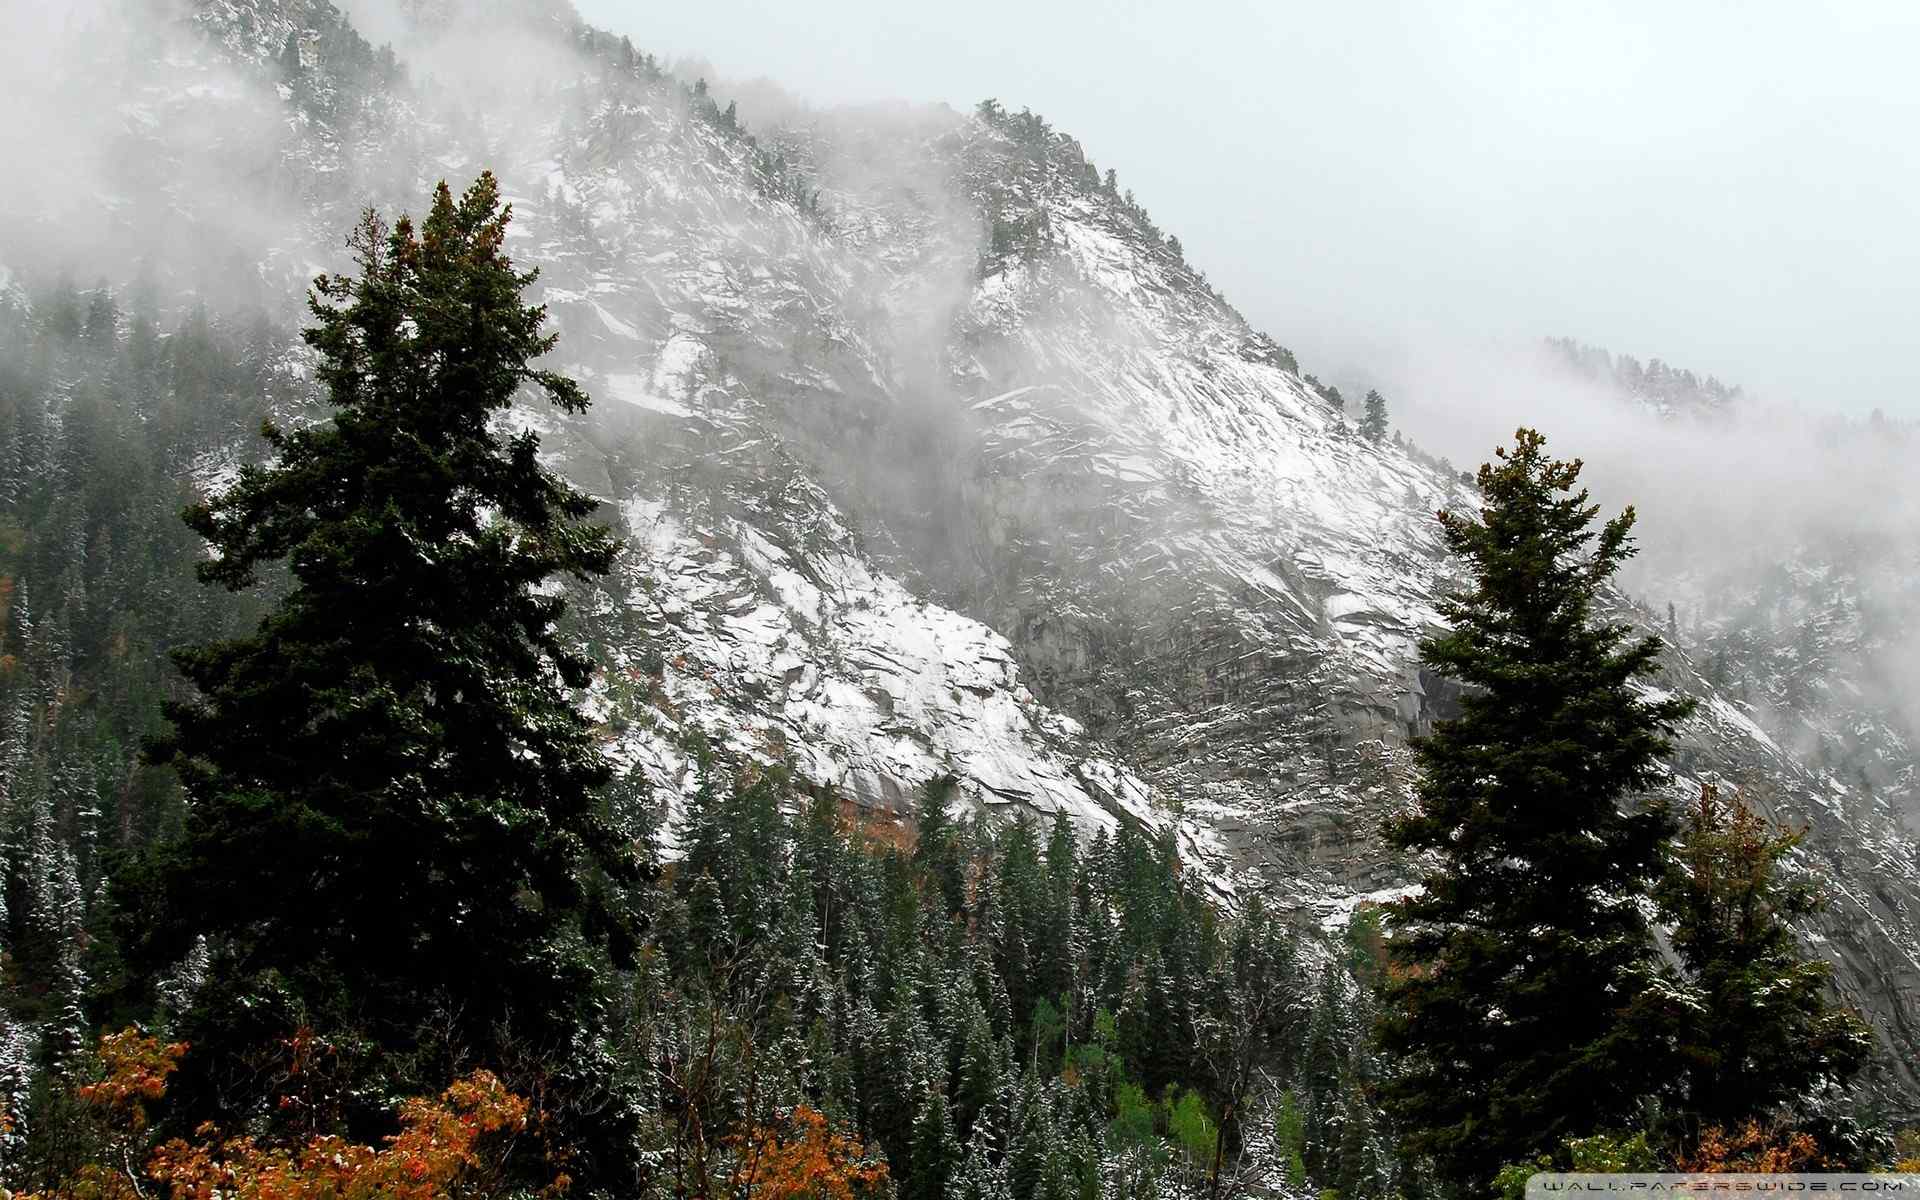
[727,1106,890,1200]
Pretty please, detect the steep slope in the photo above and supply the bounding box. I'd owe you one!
[785,110,1920,1098]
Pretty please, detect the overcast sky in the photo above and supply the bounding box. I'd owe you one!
[572,0,1920,415]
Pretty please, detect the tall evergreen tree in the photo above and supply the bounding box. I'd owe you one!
[953,995,1001,1142]
[1037,812,1078,1036]
[1659,783,1870,1132]
[1301,966,1352,1182]
[120,175,649,1180]
[992,814,1046,1034]
[1377,428,1695,1191]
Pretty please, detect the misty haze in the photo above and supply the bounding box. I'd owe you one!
[0,1,1915,1196]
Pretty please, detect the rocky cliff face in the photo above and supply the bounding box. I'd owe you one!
[15,0,1918,1106]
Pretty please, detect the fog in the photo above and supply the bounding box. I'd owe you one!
[572,0,1920,749]
[574,0,1920,420]
[1357,330,1920,743]
[0,0,611,317]
[3,0,1912,745]
[0,0,302,311]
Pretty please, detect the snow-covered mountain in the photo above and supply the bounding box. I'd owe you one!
[11,0,1918,1107]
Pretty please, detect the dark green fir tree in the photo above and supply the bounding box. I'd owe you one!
[912,774,966,919]
[120,174,649,1183]
[1660,782,1870,1135]
[907,1089,963,1200]
[1361,389,1389,443]
[1377,428,1695,1191]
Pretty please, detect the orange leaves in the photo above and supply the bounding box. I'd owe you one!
[147,1068,535,1200]
[727,1106,890,1200]
[7,1030,189,1200]
[75,1028,189,1135]
[33,1030,545,1200]
[1675,1121,1822,1173]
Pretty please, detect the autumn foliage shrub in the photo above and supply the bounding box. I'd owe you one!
[1893,1127,1920,1172]
[3,1029,189,1200]
[725,1106,890,1199]
[1674,1120,1823,1173]
[77,1029,191,1131]
[9,1028,551,1200]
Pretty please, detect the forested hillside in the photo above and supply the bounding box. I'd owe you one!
[0,280,285,1091]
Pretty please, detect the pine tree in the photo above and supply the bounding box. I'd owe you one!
[1361,389,1389,443]
[1301,967,1351,1179]
[913,775,965,919]
[1335,1082,1394,1199]
[1275,1088,1307,1187]
[81,289,117,347]
[862,979,936,1170]
[13,776,91,1078]
[120,175,648,1179]
[1037,812,1078,1039]
[1006,1084,1057,1200]
[948,1139,1013,1200]
[1210,895,1295,1155]
[1659,783,1870,1131]
[908,1090,963,1200]
[1378,428,1695,1191]
[1118,950,1180,1100]
[992,814,1046,1034]
[954,994,1000,1142]
[275,32,302,82]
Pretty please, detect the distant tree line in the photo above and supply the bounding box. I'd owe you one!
[1545,336,1742,413]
